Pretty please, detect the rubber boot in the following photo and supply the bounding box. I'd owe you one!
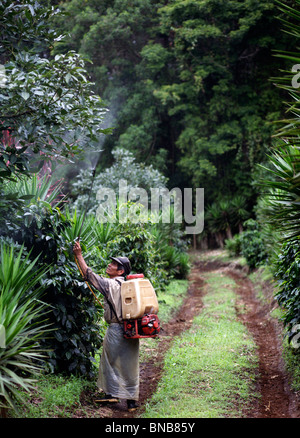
[127,399,138,412]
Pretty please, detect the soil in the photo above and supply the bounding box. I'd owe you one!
[79,255,300,419]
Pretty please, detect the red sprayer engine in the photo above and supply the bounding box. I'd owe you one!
[121,274,161,339]
[123,314,161,339]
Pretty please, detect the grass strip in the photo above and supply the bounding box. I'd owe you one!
[141,271,259,418]
[14,374,94,418]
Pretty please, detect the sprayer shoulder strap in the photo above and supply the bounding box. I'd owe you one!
[103,280,122,325]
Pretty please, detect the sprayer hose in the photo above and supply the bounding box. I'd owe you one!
[74,255,104,309]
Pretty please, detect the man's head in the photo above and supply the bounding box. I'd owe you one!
[106,256,131,278]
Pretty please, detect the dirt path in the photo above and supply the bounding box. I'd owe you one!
[224,265,300,418]
[80,257,300,418]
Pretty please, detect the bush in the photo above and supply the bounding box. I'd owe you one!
[70,148,168,214]
[88,214,169,292]
[273,240,300,342]
[225,220,267,268]
[225,234,242,257]
[239,219,267,269]
[2,176,103,378]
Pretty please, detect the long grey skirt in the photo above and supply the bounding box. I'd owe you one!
[97,323,140,400]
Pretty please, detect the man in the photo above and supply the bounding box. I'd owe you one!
[73,240,139,412]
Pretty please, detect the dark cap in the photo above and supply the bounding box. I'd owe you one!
[110,256,131,276]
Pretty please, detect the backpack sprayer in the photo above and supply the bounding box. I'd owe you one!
[121,273,161,339]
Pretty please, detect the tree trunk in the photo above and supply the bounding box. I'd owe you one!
[216,232,224,248]
[226,226,233,240]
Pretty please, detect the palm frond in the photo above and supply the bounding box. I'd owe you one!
[0,242,51,414]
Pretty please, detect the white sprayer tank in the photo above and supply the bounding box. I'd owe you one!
[121,274,159,320]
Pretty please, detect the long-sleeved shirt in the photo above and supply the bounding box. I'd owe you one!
[85,267,125,324]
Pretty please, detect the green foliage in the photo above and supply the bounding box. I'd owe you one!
[14,374,95,418]
[71,148,168,213]
[0,0,109,183]
[205,195,250,247]
[1,174,64,230]
[52,0,294,205]
[2,175,103,378]
[273,240,300,341]
[259,144,300,242]
[70,147,190,285]
[225,220,267,269]
[272,0,300,145]
[86,213,168,291]
[239,219,267,269]
[158,0,284,198]
[225,234,242,258]
[258,1,300,353]
[0,241,50,413]
[0,0,194,417]
[84,205,190,292]
[0,0,113,385]
[258,146,300,344]
[152,223,190,279]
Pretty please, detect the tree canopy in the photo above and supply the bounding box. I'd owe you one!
[0,0,109,182]
[53,0,295,209]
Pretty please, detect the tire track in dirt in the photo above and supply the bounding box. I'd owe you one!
[80,257,300,418]
[223,265,300,418]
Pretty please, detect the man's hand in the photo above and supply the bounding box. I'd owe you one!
[73,240,88,277]
[73,240,82,257]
